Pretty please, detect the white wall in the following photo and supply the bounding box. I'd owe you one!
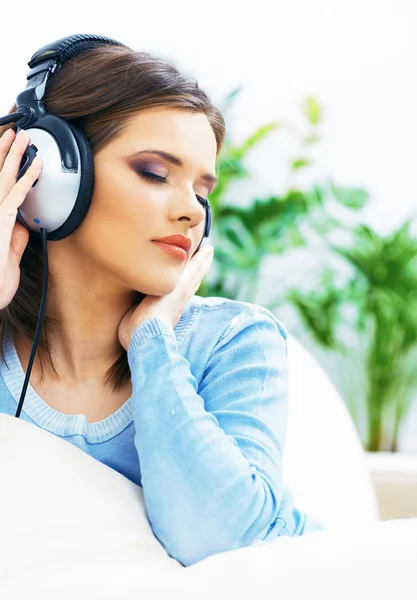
[1,0,416,449]
[3,0,415,229]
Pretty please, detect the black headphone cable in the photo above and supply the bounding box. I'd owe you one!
[15,227,49,418]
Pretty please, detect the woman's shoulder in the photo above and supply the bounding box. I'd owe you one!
[186,295,288,342]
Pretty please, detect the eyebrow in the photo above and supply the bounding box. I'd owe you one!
[128,149,218,189]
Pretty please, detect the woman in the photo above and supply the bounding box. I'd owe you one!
[0,36,324,567]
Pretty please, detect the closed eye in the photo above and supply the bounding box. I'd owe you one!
[137,170,168,184]
[137,170,209,207]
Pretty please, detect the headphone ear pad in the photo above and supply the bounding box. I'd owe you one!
[47,123,95,241]
[204,202,212,238]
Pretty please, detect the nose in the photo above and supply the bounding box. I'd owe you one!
[171,190,206,228]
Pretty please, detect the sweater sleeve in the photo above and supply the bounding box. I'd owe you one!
[127,308,290,567]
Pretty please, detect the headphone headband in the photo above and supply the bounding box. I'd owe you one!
[16,34,127,127]
[28,34,127,69]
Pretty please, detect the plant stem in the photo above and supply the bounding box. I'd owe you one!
[367,402,382,451]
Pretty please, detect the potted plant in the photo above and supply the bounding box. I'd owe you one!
[288,222,417,518]
[288,220,417,451]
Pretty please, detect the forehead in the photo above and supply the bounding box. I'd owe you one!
[118,107,217,168]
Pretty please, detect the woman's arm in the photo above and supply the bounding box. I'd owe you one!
[127,307,291,567]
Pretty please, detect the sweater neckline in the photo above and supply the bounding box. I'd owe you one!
[0,303,198,443]
[1,330,135,443]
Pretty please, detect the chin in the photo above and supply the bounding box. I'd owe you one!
[130,275,180,297]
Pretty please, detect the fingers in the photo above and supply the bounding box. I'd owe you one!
[9,221,30,264]
[0,128,17,172]
[0,129,42,205]
[192,245,214,269]
[193,245,214,261]
[6,156,42,210]
[195,245,214,266]
[184,246,213,294]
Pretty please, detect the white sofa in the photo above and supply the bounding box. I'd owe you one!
[1,333,416,599]
[283,334,380,527]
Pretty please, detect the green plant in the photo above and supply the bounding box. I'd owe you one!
[198,90,368,306]
[290,221,417,451]
[197,87,417,453]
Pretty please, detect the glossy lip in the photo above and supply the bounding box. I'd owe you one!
[151,234,192,253]
[153,242,188,261]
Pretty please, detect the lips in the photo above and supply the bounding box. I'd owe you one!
[152,235,192,253]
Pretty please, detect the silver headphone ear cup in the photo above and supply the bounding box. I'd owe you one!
[48,123,94,241]
[17,122,94,241]
[14,34,125,243]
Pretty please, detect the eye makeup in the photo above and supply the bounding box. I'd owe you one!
[137,169,168,184]
[129,159,209,206]
[130,159,169,183]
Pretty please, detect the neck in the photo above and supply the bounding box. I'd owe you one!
[16,244,144,384]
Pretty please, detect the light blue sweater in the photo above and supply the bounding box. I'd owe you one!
[0,295,324,566]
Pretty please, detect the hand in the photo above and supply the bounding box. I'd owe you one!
[0,128,42,309]
[118,244,214,350]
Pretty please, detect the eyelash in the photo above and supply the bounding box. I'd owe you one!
[137,170,209,207]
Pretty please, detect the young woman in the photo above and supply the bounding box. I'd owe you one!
[0,36,324,567]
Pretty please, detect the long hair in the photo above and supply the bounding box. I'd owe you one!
[0,44,226,391]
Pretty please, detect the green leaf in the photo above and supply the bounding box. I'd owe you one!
[287,285,342,349]
[231,122,280,161]
[303,96,322,126]
[330,183,370,210]
[303,134,320,145]
[220,86,243,115]
[291,157,312,170]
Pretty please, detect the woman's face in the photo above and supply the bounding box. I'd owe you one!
[71,107,218,296]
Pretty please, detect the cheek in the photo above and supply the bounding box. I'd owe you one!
[75,172,163,266]
[88,168,155,233]
[94,169,135,215]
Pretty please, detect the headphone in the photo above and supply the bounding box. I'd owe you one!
[0,33,212,418]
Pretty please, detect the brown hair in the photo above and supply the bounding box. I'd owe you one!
[0,43,226,392]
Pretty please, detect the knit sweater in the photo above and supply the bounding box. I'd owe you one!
[0,294,324,566]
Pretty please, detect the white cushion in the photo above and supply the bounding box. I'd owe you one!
[283,334,380,526]
[1,414,416,599]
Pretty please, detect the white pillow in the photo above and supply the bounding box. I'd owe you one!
[1,414,417,600]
